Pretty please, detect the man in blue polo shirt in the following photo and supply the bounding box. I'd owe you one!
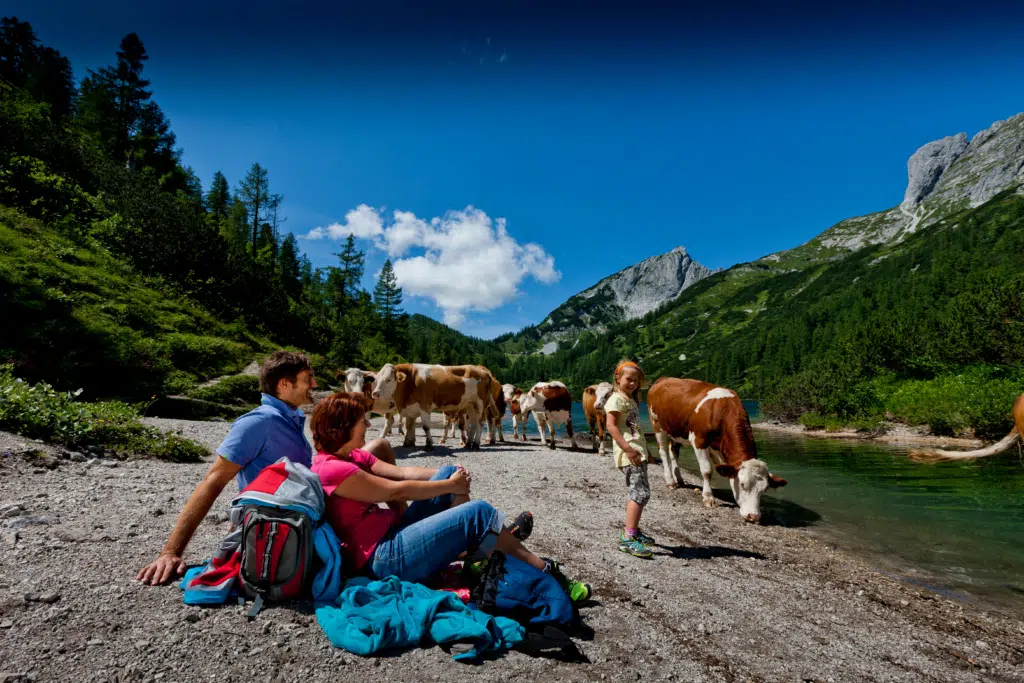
[138,351,317,585]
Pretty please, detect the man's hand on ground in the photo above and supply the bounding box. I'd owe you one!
[137,552,186,585]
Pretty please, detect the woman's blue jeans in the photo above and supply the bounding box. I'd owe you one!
[370,465,506,584]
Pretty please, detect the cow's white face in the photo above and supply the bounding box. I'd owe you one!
[518,384,546,413]
[718,459,786,524]
[343,368,369,394]
[371,364,397,401]
[593,382,614,411]
[502,383,517,402]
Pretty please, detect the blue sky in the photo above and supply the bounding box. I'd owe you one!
[12,0,1024,337]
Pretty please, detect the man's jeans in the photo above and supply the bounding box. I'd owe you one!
[370,466,506,583]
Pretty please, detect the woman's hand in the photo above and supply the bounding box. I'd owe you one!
[448,467,471,495]
[625,446,643,467]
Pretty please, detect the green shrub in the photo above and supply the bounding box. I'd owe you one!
[187,374,260,406]
[164,333,251,378]
[162,370,197,395]
[0,365,206,461]
[877,365,1024,438]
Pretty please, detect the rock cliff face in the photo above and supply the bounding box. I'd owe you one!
[532,247,713,352]
[816,112,1024,251]
[901,133,969,210]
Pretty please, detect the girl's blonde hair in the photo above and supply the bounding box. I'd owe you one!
[613,359,648,403]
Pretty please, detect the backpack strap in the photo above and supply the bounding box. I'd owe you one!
[246,594,265,620]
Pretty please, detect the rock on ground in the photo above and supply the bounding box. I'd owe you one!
[0,420,1021,682]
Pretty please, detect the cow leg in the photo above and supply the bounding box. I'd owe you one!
[548,421,557,450]
[689,434,717,507]
[535,414,548,446]
[402,413,417,448]
[421,411,434,451]
[655,430,682,488]
[439,415,451,445]
[566,418,578,450]
[496,416,504,442]
[598,420,607,457]
[459,413,468,447]
[487,413,496,445]
[467,408,482,450]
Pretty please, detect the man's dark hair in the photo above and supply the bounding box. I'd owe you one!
[260,351,313,396]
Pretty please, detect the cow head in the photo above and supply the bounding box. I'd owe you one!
[518,383,547,413]
[714,460,787,524]
[371,364,405,402]
[592,382,614,411]
[502,383,518,402]
[342,368,375,395]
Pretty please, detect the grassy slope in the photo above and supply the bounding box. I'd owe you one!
[0,206,274,400]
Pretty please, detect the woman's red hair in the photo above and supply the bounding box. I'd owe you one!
[310,392,371,454]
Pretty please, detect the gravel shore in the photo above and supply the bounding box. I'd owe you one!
[1,416,1022,683]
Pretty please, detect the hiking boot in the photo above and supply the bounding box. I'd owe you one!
[618,536,654,559]
[505,511,534,541]
[621,529,656,546]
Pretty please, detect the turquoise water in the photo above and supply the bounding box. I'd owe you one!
[502,401,1024,615]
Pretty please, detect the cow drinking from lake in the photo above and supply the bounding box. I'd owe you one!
[648,377,786,523]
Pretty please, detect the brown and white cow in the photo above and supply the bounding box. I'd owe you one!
[505,385,526,440]
[519,381,578,450]
[339,367,403,438]
[371,363,493,450]
[582,382,614,455]
[648,377,786,524]
[442,371,505,445]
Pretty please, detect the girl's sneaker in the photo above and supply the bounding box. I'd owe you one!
[630,528,655,544]
[618,535,654,559]
[505,511,534,541]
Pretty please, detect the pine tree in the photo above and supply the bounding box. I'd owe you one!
[78,33,155,166]
[0,18,76,119]
[237,162,273,258]
[373,259,404,355]
[206,171,231,219]
[224,197,249,248]
[331,234,364,318]
[278,233,302,300]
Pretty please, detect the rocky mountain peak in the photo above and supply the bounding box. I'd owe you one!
[901,133,968,210]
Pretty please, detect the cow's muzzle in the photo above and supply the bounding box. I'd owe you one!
[744,512,761,524]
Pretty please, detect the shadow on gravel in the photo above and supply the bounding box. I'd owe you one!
[654,544,766,561]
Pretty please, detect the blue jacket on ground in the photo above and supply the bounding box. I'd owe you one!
[316,576,524,662]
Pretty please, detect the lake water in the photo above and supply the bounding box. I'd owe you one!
[501,401,1024,616]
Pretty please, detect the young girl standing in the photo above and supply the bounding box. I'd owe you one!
[603,360,656,558]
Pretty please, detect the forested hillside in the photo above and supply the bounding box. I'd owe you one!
[500,192,1024,436]
[0,18,482,401]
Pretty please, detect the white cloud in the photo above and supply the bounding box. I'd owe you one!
[301,204,383,240]
[303,205,560,327]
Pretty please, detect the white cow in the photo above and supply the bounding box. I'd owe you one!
[518,381,579,450]
[340,367,403,438]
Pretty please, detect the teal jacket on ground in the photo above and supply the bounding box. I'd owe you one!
[316,575,524,662]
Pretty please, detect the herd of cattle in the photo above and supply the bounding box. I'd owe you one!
[338,363,788,523]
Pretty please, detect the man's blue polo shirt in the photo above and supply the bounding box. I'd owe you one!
[216,393,313,489]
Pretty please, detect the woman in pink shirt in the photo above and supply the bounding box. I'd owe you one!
[310,393,556,584]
